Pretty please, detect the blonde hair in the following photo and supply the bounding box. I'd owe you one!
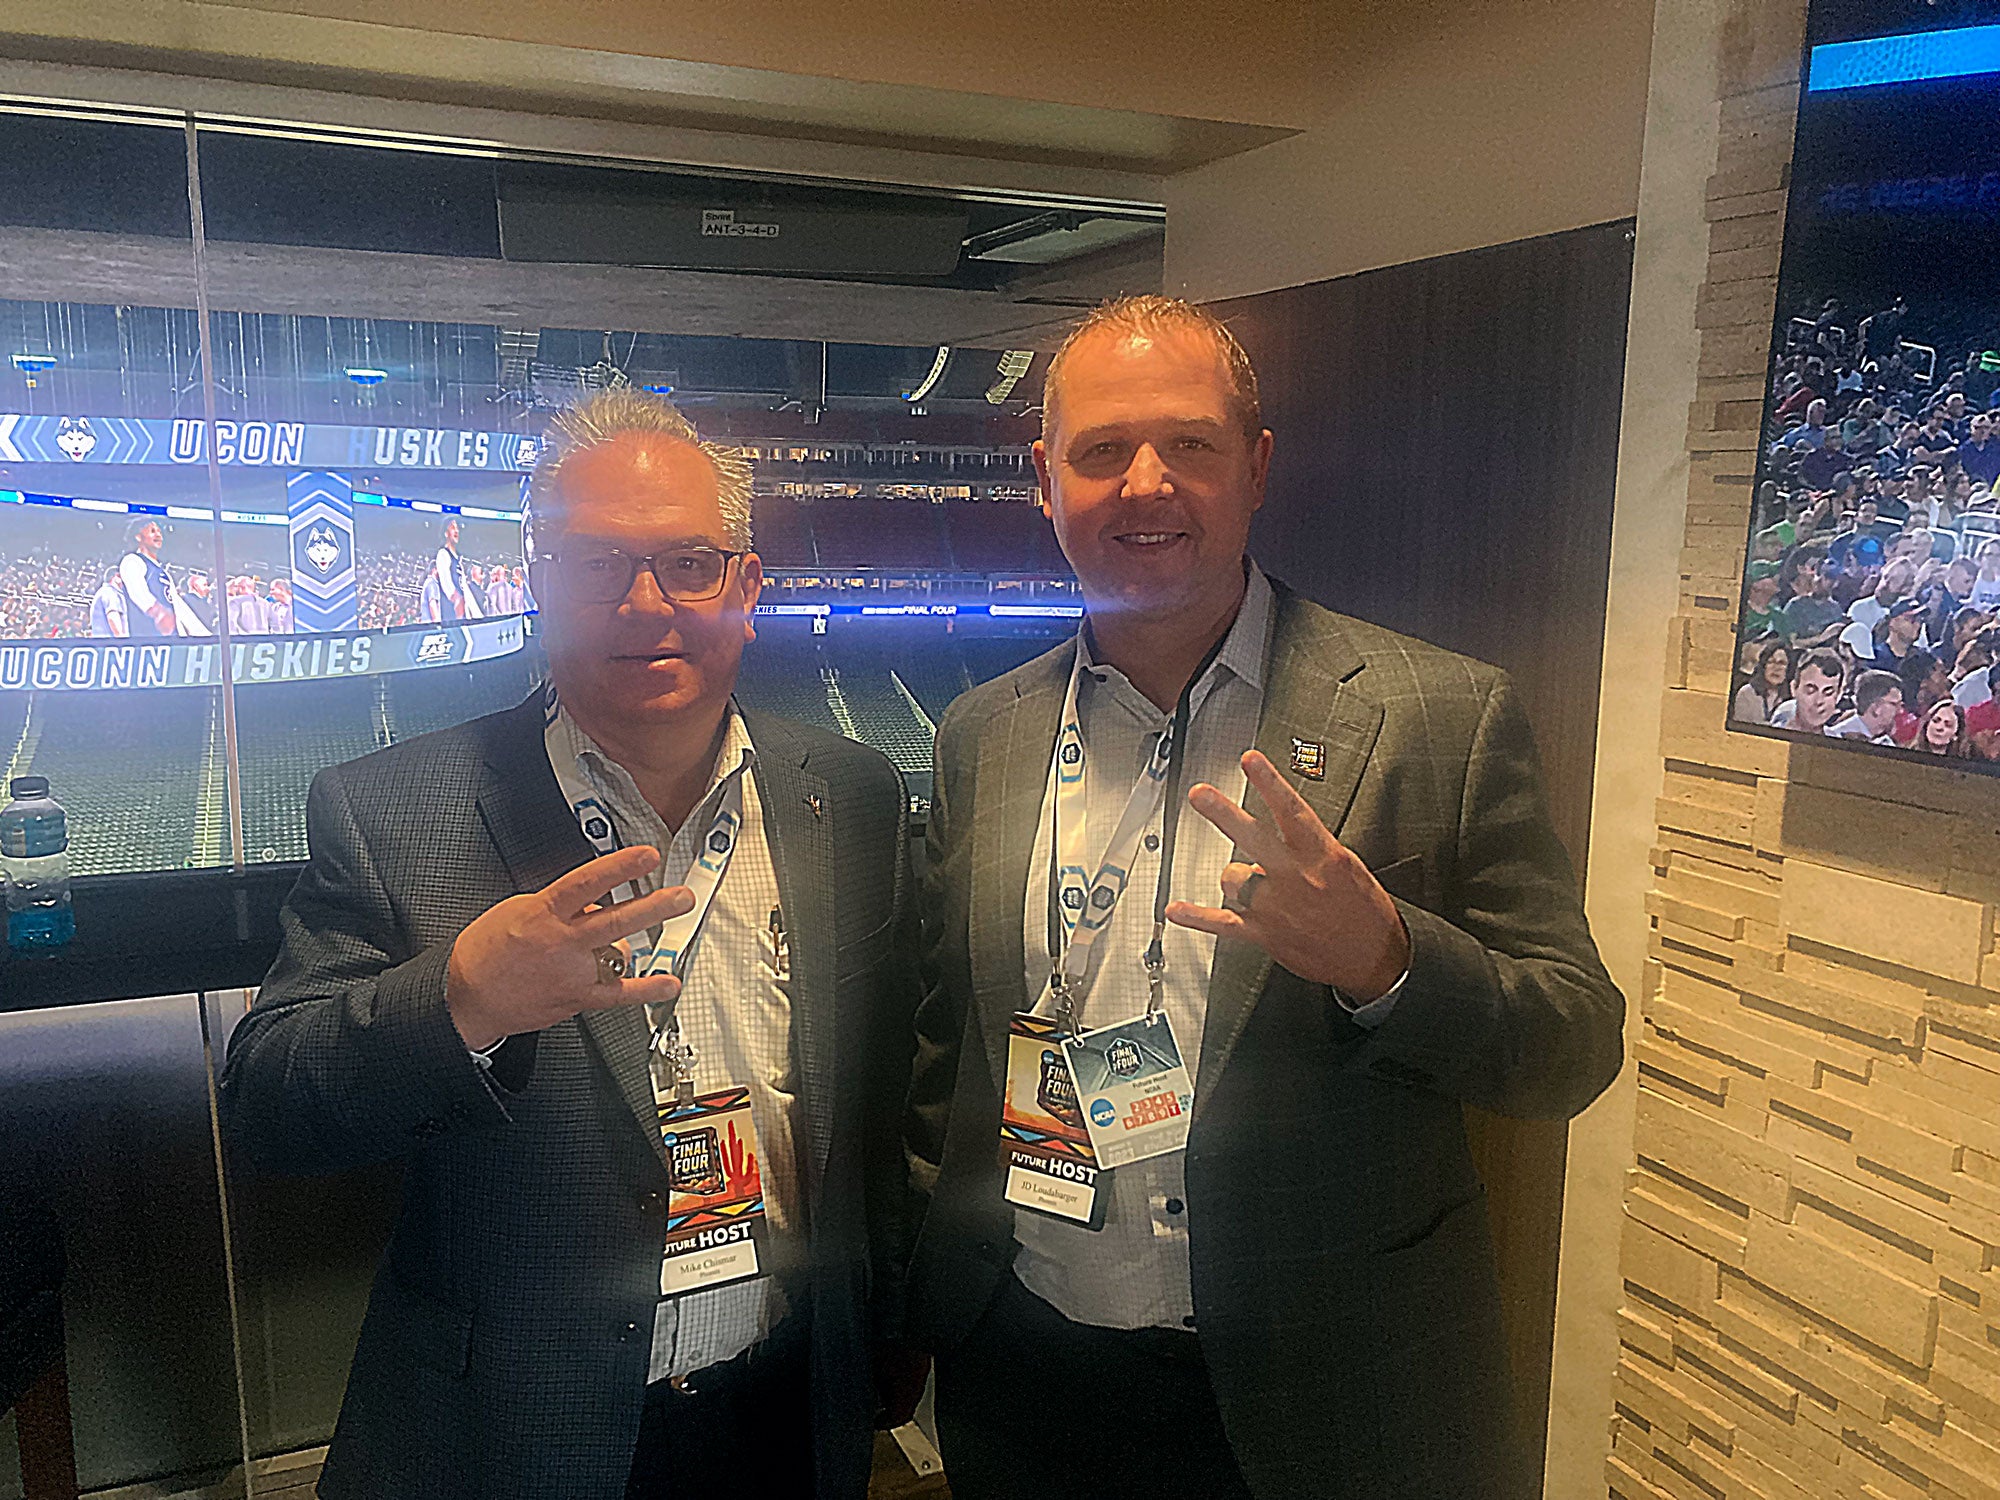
[1042,294,1263,442]
[524,387,754,554]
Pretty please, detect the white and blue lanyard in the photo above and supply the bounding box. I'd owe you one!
[542,686,745,1106]
[1044,633,1227,1034]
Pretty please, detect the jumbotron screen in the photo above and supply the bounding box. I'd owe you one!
[0,415,537,691]
[1731,3,2000,769]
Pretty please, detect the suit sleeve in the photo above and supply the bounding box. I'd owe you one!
[218,766,514,1177]
[1349,671,1624,1120]
[904,706,971,1215]
[865,765,923,1343]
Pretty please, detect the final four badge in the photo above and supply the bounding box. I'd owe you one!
[657,1085,770,1296]
[999,1013,1104,1228]
[1291,737,1327,781]
[1062,1011,1195,1170]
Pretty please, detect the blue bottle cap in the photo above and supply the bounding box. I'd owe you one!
[8,776,49,799]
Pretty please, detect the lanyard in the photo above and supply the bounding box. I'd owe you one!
[542,685,747,1105]
[1044,630,1227,1033]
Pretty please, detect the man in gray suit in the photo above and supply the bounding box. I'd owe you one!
[906,297,1623,1499]
[222,389,920,1499]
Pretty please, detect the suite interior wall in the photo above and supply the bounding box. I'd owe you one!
[1212,218,1635,1484]
[1163,0,1655,301]
[1593,2,2000,1497]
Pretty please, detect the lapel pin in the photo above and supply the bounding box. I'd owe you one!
[1290,738,1327,781]
[806,793,823,819]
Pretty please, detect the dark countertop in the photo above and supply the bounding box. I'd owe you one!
[0,865,298,1010]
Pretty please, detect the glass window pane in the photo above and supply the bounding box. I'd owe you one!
[0,109,230,878]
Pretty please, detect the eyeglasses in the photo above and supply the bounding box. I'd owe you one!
[537,545,744,605]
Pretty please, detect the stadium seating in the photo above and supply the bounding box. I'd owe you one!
[13,690,214,874]
[891,645,972,724]
[959,635,1063,687]
[943,501,1070,574]
[808,500,951,568]
[750,498,818,566]
[734,637,843,735]
[234,678,384,862]
[825,644,935,775]
[385,659,540,742]
[0,613,1072,881]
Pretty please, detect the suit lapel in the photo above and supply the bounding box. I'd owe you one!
[477,692,657,1171]
[1196,589,1383,1114]
[741,715,837,1187]
[969,646,1072,1091]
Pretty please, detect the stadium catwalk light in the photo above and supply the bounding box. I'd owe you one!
[904,346,951,404]
[986,350,1034,405]
[10,354,56,373]
[343,367,389,386]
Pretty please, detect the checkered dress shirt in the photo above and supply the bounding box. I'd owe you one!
[1013,567,1401,1330]
[549,705,802,1381]
[1010,568,1273,1331]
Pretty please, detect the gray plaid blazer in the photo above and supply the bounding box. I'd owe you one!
[905,579,1623,1500]
[219,691,919,1500]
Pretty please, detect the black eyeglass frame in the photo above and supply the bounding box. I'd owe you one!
[534,545,748,604]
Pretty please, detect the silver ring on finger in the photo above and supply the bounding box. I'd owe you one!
[1225,868,1266,916]
[593,945,628,986]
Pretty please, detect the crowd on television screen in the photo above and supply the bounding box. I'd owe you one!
[0,522,531,640]
[1732,294,2000,760]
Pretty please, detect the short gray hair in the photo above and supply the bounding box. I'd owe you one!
[1042,295,1262,443]
[524,387,754,555]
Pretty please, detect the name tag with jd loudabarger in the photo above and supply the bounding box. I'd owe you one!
[1061,1011,1193,1169]
[999,1012,1105,1229]
[658,1085,770,1296]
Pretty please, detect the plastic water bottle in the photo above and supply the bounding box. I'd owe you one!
[2,776,75,951]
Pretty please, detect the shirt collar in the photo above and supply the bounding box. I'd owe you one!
[1077,559,1274,698]
[554,698,757,829]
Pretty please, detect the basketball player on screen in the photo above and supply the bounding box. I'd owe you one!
[424,517,485,622]
[118,519,201,637]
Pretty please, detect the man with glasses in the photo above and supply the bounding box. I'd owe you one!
[221,388,923,1500]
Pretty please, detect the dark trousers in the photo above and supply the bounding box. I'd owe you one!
[625,1321,813,1499]
[935,1272,1254,1500]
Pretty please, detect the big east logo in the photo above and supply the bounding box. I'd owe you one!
[414,632,454,664]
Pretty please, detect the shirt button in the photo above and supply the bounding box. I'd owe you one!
[1144,833,1161,852]
[619,1321,640,1343]
[1165,1197,1185,1216]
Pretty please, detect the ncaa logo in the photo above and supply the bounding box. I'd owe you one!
[414,632,453,664]
[1088,1098,1116,1127]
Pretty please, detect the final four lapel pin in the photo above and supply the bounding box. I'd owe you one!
[1290,737,1327,780]
[806,793,823,819]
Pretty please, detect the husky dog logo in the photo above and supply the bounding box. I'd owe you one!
[304,524,342,574]
[55,416,97,461]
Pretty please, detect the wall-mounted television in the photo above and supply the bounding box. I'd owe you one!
[1730,0,2000,770]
